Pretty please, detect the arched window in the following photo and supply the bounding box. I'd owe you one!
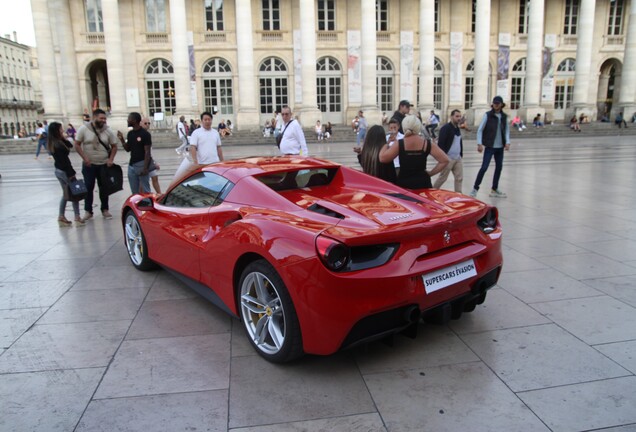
[316,57,342,114]
[510,58,526,110]
[416,59,444,110]
[464,60,492,109]
[377,56,394,112]
[202,58,233,115]
[145,59,176,116]
[555,58,575,110]
[259,57,288,114]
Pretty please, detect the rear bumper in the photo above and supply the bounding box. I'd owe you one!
[340,266,501,350]
[281,240,503,355]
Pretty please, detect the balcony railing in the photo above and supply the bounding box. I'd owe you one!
[259,30,283,42]
[604,35,625,45]
[84,32,104,44]
[144,32,169,44]
[560,35,577,46]
[317,31,339,42]
[204,31,227,43]
[376,31,391,42]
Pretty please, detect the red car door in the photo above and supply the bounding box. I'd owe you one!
[142,202,209,281]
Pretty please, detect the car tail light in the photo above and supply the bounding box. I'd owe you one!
[316,236,350,271]
[478,208,499,234]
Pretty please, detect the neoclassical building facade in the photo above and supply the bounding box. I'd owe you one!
[0,34,40,137]
[32,0,635,130]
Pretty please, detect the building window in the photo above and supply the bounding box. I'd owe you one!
[471,0,476,33]
[145,0,166,33]
[433,58,443,111]
[376,0,388,32]
[464,60,492,109]
[563,0,578,35]
[202,58,233,115]
[262,0,280,31]
[376,56,393,112]
[510,58,526,110]
[85,0,103,32]
[259,57,288,114]
[145,59,176,116]
[205,0,224,31]
[607,0,624,35]
[554,58,575,110]
[518,0,529,34]
[317,0,335,31]
[316,57,342,113]
[434,0,440,33]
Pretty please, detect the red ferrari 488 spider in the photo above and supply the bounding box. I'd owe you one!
[122,156,502,362]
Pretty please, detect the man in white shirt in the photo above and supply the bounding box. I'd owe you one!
[172,111,224,183]
[176,115,189,154]
[278,105,308,156]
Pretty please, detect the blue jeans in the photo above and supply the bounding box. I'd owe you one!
[35,139,48,157]
[473,146,504,191]
[82,163,109,214]
[54,169,80,217]
[128,161,151,194]
[357,128,367,147]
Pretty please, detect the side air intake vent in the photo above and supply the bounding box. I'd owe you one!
[307,203,345,219]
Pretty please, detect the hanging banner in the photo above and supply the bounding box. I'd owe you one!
[541,47,555,103]
[187,31,197,106]
[293,30,302,104]
[449,32,463,103]
[347,30,362,105]
[400,31,414,102]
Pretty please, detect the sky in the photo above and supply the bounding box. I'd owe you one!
[0,0,36,47]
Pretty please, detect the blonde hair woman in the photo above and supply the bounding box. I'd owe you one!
[379,115,448,189]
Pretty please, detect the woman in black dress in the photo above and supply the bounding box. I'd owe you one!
[379,115,448,189]
[357,125,397,183]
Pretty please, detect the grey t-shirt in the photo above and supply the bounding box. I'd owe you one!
[76,123,118,164]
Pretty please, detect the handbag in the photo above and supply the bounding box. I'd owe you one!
[100,164,123,195]
[68,178,87,202]
[276,119,293,148]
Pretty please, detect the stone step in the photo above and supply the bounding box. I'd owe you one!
[2,123,634,154]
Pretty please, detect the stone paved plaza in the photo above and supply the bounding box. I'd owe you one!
[1,134,636,431]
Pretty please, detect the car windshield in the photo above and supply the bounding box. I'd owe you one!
[256,168,336,191]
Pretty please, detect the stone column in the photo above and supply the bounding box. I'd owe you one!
[360,0,380,122]
[573,0,596,119]
[519,0,545,121]
[30,0,63,120]
[101,0,127,127]
[471,0,491,125]
[235,0,259,130]
[618,3,636,117]
[298,0,321,124]
[169,0,195,118]
[418,0,435,115]
[51,0,82,123]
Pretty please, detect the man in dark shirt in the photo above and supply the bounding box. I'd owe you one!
[117,112,152,194]
[391,100,413,133]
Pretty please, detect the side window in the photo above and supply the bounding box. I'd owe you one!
[164,172,231,208]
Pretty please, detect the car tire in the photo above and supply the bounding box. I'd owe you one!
[123,210,155,271]
[238,259,303,363]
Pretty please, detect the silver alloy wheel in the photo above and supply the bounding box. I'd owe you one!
[124,214,144,266]
[240,271,286,355]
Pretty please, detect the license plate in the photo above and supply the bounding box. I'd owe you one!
[422,259,477,294]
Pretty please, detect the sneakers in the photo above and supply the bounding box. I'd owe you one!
[102,210,113,220]
[74,218,86,227]
[83,212,94,221]
[489,189,507,198]
[469,188,478,197]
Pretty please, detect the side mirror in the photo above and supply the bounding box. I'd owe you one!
[136,197,155,212]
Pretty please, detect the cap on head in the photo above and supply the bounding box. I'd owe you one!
[399,100,413,108]
[492,96,504,105]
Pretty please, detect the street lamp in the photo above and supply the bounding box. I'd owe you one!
[12,97,19,138]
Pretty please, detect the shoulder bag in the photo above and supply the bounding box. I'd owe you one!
[276,119,293,148]
[91,124,123,195]
[68,178,88,202]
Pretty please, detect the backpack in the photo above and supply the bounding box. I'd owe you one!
[434,114,440,122]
